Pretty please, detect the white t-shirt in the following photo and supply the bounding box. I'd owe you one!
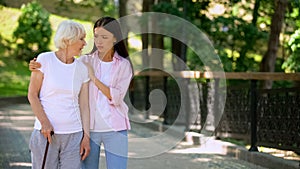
[92,60,114,132]
[33,52,89,134]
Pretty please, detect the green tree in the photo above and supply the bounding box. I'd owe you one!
[282,29,300,72]
[71,0,116,18]
[13,1,52,61]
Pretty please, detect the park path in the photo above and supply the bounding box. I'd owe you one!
[0,102,267,169]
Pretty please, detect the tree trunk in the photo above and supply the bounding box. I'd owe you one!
[118,0,128,46]
[150,33,164,69]
[171,38,187,71]
[259,0,288,89]
[118,0,127,17]
[141,0,154,67]
[150,0,164,69]
[171,0,187,71]
[252,0,261,25]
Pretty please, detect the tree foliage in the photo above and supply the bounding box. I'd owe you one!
[65,0,116,18]
[152,0,270,72]
[151,0,300,75]
[13,1,52,61]
[0,34,12,57]
[282,29,300,72]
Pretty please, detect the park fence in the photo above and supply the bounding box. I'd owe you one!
[130,70,300,154]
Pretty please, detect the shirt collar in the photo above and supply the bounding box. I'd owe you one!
[92,50,123,61]
[113,51,123,61]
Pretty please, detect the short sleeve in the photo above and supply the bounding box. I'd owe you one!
[77,55,88,63]
[36,53,48,73]
[77,60,90,83]
[82,65,90,83]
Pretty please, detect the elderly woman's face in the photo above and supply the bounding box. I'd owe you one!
[94,27,116,55]
[68,34,87,56]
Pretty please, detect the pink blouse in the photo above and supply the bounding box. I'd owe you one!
[79,51,133,131]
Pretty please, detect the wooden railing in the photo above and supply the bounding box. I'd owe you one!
[135,70,300,80]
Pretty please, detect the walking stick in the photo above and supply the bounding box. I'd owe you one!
[41,131,54,169]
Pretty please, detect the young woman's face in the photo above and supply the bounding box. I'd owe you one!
[94,27,116,55]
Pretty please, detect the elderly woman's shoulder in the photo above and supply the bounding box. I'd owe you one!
[36,51,55,60]
[38,51,53,56]
[76,58,87,66]
[77,54,92,62]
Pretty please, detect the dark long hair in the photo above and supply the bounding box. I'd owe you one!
[90,16,128,58]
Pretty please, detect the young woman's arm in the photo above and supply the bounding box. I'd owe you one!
[92,76,112,100]
[107,60,133,105]
[84,62,112,99]
[85,59,133,103]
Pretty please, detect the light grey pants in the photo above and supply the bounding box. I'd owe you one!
[29,129,83,169]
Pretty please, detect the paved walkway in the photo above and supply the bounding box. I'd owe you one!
[0,101,292,169]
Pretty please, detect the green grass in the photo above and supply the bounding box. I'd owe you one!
[219,137,247,147]
[0,56,30,97]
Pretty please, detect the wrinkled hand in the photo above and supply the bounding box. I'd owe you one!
[80,135,90,160]
[29,58,41,71]
[83,62,96,80]
[41,122,54,144]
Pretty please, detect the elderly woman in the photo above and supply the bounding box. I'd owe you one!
[27,20,90,169]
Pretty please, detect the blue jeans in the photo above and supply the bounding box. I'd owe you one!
[82,130,128,169]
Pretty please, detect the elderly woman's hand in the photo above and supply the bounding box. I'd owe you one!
[80,134,90,160]
[41,121,54,144]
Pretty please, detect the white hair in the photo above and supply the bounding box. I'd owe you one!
[54,20,86,49]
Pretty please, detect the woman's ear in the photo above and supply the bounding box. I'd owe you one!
[63,39,70,47]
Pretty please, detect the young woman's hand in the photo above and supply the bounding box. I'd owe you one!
[29,58,41,71]
[83,62,96,80]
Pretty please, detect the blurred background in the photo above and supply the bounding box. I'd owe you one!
[0,1,300,165]
[1,0,300,97]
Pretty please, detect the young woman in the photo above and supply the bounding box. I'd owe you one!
[27,20,90,169]
[29,17,132,169]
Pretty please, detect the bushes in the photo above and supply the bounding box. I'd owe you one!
[0,34,12,57]
[13,1,52,61]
